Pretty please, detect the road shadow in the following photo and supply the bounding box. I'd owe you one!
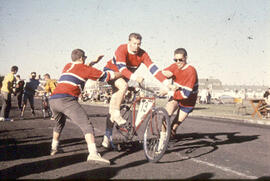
[185,172,214,180]
[97,140,143,165]
[0,137,85,161]
[0,128,34,134]
[193,107,209,110]
[162,131,259,163]
[258,176,270,180]
[60,159,148,179]
[0,139,143,179]
[0,152,88,179]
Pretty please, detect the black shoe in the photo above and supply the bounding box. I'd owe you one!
[170,129,177,140]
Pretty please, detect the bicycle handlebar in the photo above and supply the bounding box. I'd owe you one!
[138,83,156,95]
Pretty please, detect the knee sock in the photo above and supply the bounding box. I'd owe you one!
[88,143,97,155]
[51,139,59,150]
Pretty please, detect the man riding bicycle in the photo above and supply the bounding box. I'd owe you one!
[101,32,169,148]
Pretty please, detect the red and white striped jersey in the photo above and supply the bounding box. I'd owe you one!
[104,44,166,83]
[51,62,111,99]
[164,63,198,107]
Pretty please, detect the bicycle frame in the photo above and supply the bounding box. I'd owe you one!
[119,95,156,139]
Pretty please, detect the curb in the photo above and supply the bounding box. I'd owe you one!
[190,114,270,126]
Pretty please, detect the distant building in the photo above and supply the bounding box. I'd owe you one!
[199,78,223,90]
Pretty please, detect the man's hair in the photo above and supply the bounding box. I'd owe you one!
[44,73,50,79]
[31,72,36,77]
[71,49,85,62]
[16,75,20,78]
[174,48,188,57]
[11,66,18,72]
[128,33,142,41]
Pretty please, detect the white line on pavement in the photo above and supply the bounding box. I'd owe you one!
[175,152,257,179]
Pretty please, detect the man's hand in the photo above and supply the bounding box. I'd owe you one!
[162,70,173,78]
[159,88,168,96]
[95,55,104,62]
[87,55,104,66]
[168,84,178,91]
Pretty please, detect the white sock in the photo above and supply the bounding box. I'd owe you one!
[111,109,120,117]
[88,143,97,155]
[160,132,167,139]
[51,139,59,150]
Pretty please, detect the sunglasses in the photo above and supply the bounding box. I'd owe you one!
[173,58,184,62]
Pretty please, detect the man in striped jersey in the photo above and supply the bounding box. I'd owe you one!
[49,49,120,165]
[159,48,198,147]
[102,33,168,149]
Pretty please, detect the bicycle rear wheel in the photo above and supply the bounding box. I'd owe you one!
[143,107,170,162]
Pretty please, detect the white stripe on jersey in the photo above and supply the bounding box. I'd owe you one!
[58,80,78,87]
[180,90,188,99]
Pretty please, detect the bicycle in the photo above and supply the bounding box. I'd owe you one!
[41,92,52,119]
[114,83,171,162]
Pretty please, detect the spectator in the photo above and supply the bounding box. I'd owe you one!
[43,73,57,95]
[15,75,25,111]
[0,66,18,122]
[207,88,212,104]
[20,72,40,118]
[263,88,270,105]
[200,89,207,104]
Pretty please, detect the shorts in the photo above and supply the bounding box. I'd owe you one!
[169,96,194,114]
[178,105,194,114]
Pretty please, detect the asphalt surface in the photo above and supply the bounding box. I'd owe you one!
[0,98,270,180]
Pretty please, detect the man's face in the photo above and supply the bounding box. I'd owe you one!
[174,53,187,69]
[128,37,141,54]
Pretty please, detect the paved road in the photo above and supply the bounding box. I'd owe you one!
[0,101,270,179]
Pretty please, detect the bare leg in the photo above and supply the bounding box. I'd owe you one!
[20,104,26,117]
[172,109,189,131]
[109,78,128,125]
[162,99,178,132]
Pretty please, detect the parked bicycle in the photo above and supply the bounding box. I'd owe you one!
[41,92,52,119]
[114,83,171,162]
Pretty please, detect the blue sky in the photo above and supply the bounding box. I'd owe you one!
[0,0,269,86]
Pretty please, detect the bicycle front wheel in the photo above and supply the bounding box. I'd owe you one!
[143,107,170,162]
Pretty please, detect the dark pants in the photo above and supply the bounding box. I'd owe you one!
[49,97,94,135]
[17,92,23,109]
[23,93,35,110]
[0,92,12,118]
